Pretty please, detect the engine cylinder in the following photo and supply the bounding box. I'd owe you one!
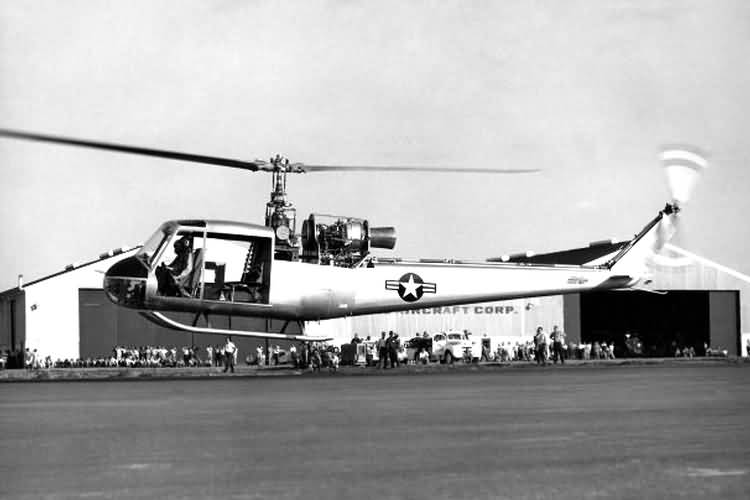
[369,226,397,249]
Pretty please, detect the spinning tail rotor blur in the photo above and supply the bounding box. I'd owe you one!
[653,145,709,267]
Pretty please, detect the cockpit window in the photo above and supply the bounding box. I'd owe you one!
[136,226,173,267]
[151,229,273,304]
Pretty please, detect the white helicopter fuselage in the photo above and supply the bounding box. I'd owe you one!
[266,259,634,320]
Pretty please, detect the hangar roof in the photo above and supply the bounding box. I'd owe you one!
[0,247,139,297]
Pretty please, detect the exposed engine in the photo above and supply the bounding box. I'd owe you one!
[301,214,396,267]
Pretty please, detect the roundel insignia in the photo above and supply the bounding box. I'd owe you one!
[385,273,437,302]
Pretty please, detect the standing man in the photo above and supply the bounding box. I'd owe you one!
[24,348,33,371]
[365,341,374,367]
[377,332,388,369]
[214,344,223,367]
[533,327,547,366]
[480,334,491,363]
[206,344,214,367]
[289,344,298,368]
[223,336,237,373]
[390,333,401,368]
[550,325,566,364]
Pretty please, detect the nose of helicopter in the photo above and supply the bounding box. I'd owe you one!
[103,256,148,308]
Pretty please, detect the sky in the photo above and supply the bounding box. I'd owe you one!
[1,0,749,291]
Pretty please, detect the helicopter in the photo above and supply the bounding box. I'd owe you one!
[0,129,706,342]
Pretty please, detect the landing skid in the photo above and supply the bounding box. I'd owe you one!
[139,311,332,342]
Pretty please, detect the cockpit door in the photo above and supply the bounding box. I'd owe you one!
[151,228,272,306]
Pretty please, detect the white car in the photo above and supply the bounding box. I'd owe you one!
[430,331,476,363]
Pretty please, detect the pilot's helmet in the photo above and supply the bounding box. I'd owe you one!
[174,237,191,251]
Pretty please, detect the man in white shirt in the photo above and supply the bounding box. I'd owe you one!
[223,337,237,373]
[550,325,566,364]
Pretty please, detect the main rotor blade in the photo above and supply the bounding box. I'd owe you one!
[300,165,540,174]
[0,128,541,174]
[0,129,262,171]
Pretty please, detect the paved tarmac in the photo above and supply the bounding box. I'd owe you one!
[1,364,748,499]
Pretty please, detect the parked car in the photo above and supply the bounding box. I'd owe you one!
[430,331,477,363]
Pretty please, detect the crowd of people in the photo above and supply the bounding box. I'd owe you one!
[0,339,342,373]
[345,326,651,367]
[2,338,242,372]
[350,331,405,369]
[2,327,741,371]
[110,343,241,368]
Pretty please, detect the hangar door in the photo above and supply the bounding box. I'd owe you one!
[79,290,117,358]
[579,290,739,357]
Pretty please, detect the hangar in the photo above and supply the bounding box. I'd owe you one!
[1,242,747,362]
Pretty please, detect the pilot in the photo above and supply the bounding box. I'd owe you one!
[169,237,193,280]
[156,236,195,297]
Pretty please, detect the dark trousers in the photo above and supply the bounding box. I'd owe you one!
[535,345,547,365]
[553,342,565,364]
[378,348,388,368]
[224,354,234,373]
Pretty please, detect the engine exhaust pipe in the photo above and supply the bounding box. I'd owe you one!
[369,226,396,249]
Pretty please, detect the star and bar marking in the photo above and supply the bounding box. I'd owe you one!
[385,273,437,302]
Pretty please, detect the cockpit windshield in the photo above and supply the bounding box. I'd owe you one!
[136,225,174,267]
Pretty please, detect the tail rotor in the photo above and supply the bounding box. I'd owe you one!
[652,146,709,267]
[662,146,708,208]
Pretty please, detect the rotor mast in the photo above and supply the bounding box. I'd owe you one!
[264,155,299,260]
